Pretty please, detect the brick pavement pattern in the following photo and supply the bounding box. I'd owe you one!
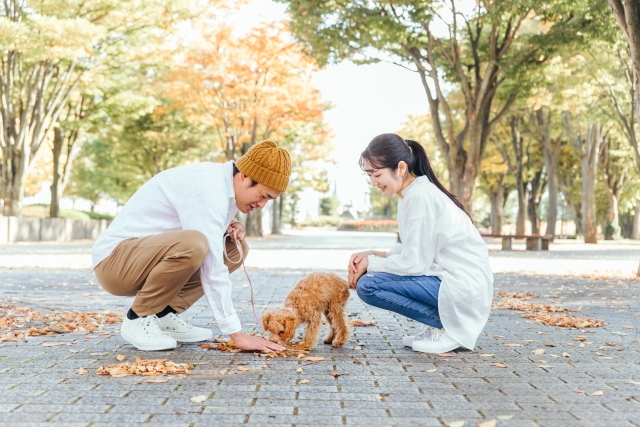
[1,240,640,426]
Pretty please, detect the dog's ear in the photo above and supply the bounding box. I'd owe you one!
[262,311,272,328]
[283,316,297,340]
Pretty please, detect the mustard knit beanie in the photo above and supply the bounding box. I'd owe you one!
[235,140,291,192]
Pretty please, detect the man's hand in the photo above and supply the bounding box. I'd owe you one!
[348,256,368,289]
[230,331,285,352]
[226,221,246,243]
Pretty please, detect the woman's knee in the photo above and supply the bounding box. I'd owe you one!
[356,275,375,301]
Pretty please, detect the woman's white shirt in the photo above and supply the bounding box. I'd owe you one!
[367,176,493,350]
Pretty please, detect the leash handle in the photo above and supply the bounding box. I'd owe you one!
[223,229,264,332]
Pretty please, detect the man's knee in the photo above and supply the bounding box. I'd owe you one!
[179,230,209,264]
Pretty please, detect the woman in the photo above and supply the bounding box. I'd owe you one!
[348,133,493,354]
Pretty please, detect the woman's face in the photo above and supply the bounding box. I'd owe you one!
[364,159,405,197]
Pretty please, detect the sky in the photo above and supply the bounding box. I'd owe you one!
[242,0,431,212]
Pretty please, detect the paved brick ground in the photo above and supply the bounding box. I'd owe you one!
[1,234,640,427]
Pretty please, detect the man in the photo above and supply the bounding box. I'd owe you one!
[92,140,289,352]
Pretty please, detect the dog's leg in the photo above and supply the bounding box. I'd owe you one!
[328,301,350,347]
[323,310,335,344]
[302,313,322,348]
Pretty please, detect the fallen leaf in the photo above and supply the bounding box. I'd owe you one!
[261,365,267,369]
[303,357,325,362]
[573,387,585,394]
[42,342,67,347]
[77,368,87,375]
[436,353,455,357]
[477,421,496,427]
[545,343,556,347]
[574,336,586,342]
[349,319,376,327]
[145,379,169,383]
[237,367,251,372]
[504,343,523,347]
[353,346,362,350]
[531,349,545,355]
[116,354,125,361]
[497,415,514,420]
[425,369,437,373]
[353,359,363,365]
[628,381,640,385]
[89,352,107,356]
[330,371,347,377]
[562,352,571,358]
[446,422,465,427]
[299,379,310,384]
[596,356,613,360]
[69,349,78,353]
[296,368,303,373]
[479,354,495,357]
[190,395,207,403]
[491,363,508,368]
[590,390,603,396]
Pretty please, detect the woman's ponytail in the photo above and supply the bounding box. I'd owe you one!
[405,140,472,221]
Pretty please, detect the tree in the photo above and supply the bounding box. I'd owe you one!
[170,21,326,236]
[598,133,630,239]
[563,113,602,243]
[279,0,603,210]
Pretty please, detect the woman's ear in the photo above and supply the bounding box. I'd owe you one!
[397,161,408,177]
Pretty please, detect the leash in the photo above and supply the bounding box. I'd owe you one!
[223,228,264,332]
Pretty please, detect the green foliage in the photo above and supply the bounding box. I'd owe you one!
[319,196,339,216]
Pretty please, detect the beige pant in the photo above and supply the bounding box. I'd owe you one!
[94,230,248,317]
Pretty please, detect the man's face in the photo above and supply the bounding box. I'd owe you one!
[233,173,282,213]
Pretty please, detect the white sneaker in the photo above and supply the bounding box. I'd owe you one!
[155,312,213,343]
[411,328,460,354]
[402,324,432,347]
[120,315,177,351]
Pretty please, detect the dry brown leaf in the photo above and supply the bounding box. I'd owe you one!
[353,346,362,350]
[190,395,207,403]
[296,368,303,373]
[562,352,571,358]
[145,379,169,383]
[299,379,310,384]
[435,353,455,357]
[545,343,557,347]
[77,367,87,375]
[425,368,437,373]
[477,420,496,427]
[574,336,586,342]
[303,357,325,362]
[573,387,585,394]
[590,390,603,396]
[349,319,377,327]
[96,358,192,377]
[446,422,465,427]
[237,367,251,372]
[479,354,495,357]
[504,343,523,347]
[116,354,125,361]
[330,371,347,377]
[491,363,508,368]
[524,313,605,328]
[353,359,363,365]
[531,349,545,355]
[495,291,539,299]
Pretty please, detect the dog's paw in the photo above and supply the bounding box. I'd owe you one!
[331,339,347,348]
[323,337,333,344]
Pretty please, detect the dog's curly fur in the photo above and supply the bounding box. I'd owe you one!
[262,272,351,348]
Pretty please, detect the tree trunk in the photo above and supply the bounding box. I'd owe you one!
[50,128,64,218]
[580,124,601,244]
[2,150,27,217]
[271,196,281,235]
[633,199,640,239]
[535,108,561,239]
[245,210,263,237]
[489,179,504,234]
[604,189,620,240]
[527,170,544,235]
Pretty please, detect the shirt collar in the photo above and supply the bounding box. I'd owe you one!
[224,160,235,201]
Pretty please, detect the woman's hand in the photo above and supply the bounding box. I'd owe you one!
[226,221,246,243]
[348,256,369,289]
[348,250,373,274]
[229,331,285,352]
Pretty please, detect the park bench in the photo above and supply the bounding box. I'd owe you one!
[481,234,551,251]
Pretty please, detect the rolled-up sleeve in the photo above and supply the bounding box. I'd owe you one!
[176,173,241,335]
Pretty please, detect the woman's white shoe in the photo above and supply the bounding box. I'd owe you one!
[411,328,460,353]
[402,324,432,347]
[155,312,213,342]
[120,315,177,351]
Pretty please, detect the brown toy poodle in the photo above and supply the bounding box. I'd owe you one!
[262,272,351,348]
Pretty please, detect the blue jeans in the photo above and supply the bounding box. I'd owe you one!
[356,272,443,329]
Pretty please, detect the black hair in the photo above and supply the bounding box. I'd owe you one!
[233,164,259,187]
[359,133,472,220]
